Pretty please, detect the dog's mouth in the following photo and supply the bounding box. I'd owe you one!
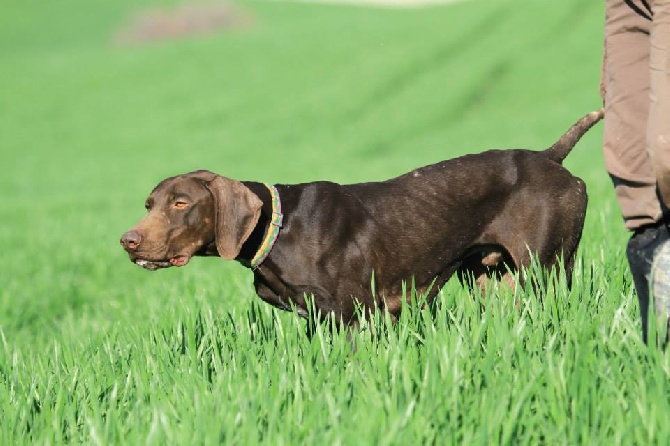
[132,254,191,271]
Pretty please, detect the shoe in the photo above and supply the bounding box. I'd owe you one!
[651,239,670,340]
[626,223,669,343]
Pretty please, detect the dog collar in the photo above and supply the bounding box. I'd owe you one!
[249,183,283,269]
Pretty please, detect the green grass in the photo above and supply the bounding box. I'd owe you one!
[2,0,669,443]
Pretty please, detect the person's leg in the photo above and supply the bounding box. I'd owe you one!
[647,0,670,337]
[648,0,670,206]
[603,0,664,342]
[603,1,658,227]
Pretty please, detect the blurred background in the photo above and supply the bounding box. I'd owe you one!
[0,0,608,338]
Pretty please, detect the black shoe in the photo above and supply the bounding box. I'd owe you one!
[651,239,670,342]
[626,223,670,343]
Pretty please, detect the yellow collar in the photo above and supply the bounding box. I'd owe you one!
[249,184,283,269]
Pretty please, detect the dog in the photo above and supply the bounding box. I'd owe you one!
[121,109,603,325]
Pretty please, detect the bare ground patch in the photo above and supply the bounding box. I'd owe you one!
[114,2,253,45]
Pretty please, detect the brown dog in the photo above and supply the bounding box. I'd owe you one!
[121,110,603,325]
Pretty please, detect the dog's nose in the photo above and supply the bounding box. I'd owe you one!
[120,230,142,251]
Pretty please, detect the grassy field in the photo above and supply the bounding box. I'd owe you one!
[2,0,669,443]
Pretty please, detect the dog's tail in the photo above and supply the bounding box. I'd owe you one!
[543,108,604,163]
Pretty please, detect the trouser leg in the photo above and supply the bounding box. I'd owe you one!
[647,0,670,341]
[648,0,670,207]
[603,1,660,230]
[604,1,666,342]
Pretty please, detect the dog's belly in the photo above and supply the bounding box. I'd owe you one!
[377,263,460,318]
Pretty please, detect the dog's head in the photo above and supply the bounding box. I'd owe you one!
[120,170,262,270]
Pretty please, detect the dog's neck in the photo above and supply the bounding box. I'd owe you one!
[237,182,281,268]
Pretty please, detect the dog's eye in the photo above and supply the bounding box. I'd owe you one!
[145,202,151,212]
[174,201,189,209]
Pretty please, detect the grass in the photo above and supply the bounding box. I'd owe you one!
[1,0,669,443]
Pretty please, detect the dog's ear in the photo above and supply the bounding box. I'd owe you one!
[206,176,262,260]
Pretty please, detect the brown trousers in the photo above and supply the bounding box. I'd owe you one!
[603,0,670,230]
